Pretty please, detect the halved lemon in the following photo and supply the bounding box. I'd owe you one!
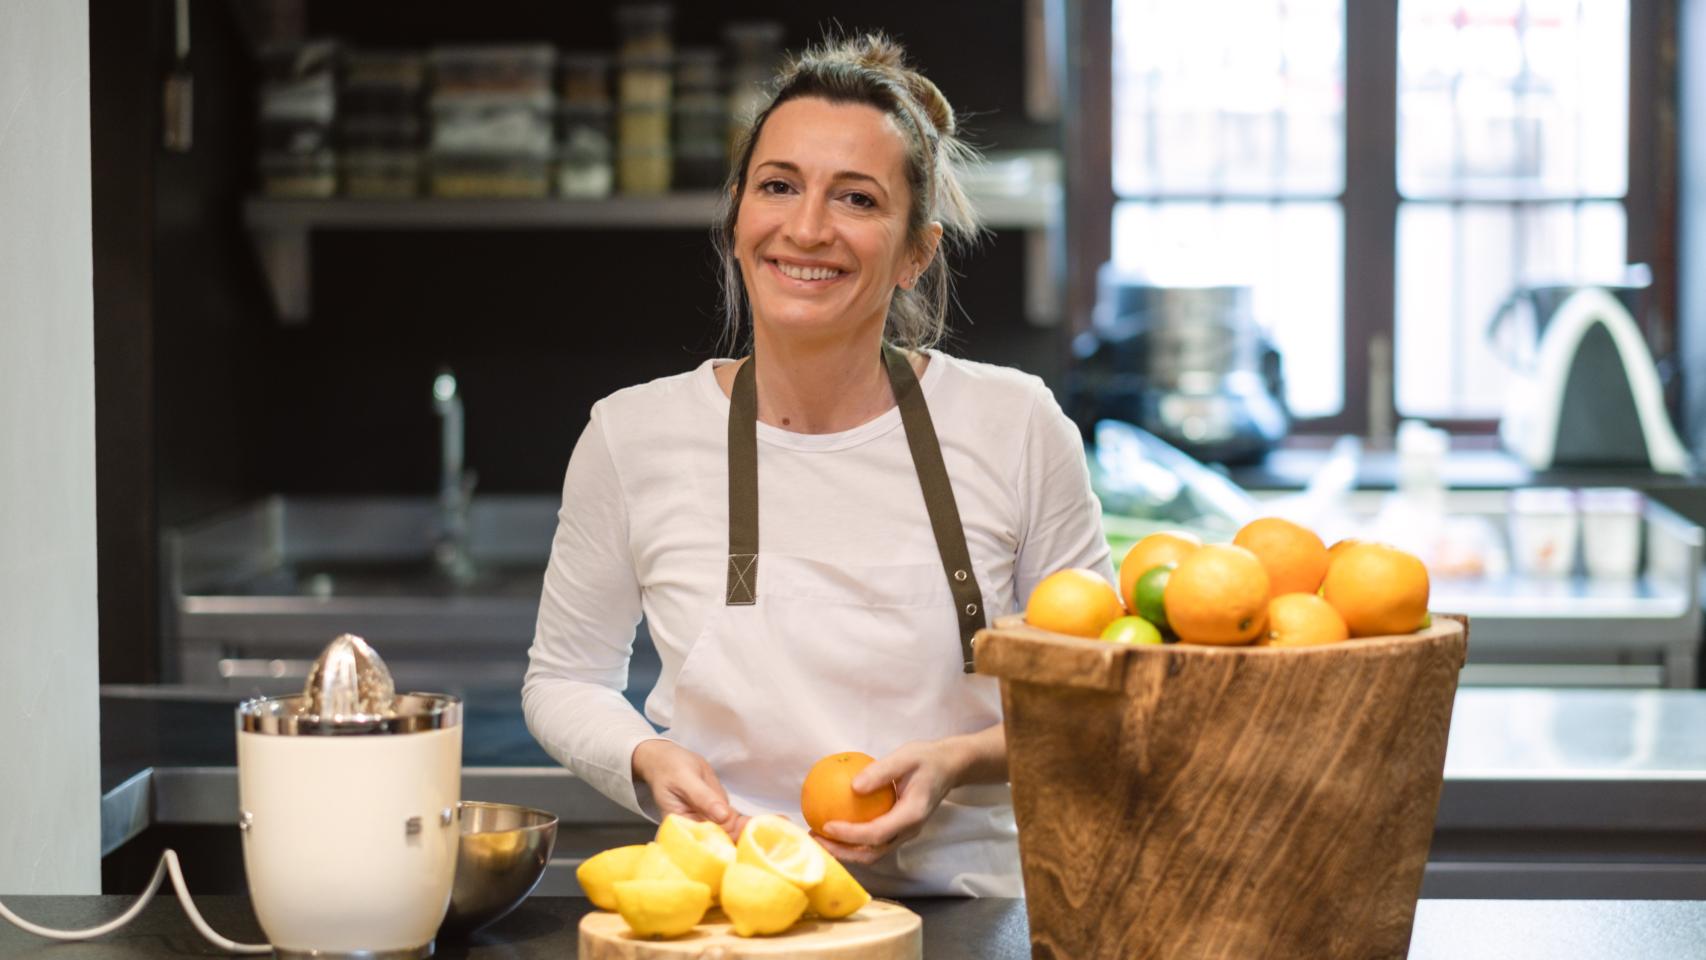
[655,813,736,902]
[634,841,691,882]
[574,844,646,912]
[720,862,809,937]
[612,878,711,939]
[735,814,826,890]
[807,854,871,919]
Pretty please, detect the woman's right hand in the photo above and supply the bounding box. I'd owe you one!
[631,739,748,841]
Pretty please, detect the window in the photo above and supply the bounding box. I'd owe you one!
[1094,0,1661,433]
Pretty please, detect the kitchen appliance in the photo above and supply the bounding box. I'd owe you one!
[239,634,463,958]
[1064,265,1288,465]
[1,634,465,958]
[1489,272,1692,474]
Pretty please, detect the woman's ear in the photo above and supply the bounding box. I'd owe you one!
[904,222,946,289]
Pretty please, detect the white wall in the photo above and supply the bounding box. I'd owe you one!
[0,0,101,893]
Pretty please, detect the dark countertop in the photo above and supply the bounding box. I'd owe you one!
[3,896,1705,959]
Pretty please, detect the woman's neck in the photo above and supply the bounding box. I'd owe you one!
[749,328,894,434]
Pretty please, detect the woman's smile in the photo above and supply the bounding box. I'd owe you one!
[766,256,851,287]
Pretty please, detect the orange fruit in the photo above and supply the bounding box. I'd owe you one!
[1260,593,1349,647]
[1118,531,1202,614]
[1322,543,1431,637]
[1233,517,1329,597]
[1025,568,1125,638]
[1162,544,1271,645]
[800,752,894,835]
[1326,537,1367,569]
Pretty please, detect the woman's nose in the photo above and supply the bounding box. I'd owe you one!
[783,193,833,247]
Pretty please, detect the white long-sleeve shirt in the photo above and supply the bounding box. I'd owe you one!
[522,350,1114,818]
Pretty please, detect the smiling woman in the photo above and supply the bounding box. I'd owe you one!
[521,33,1113,900]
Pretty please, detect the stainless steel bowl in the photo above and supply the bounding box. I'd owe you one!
[439,800,558,938]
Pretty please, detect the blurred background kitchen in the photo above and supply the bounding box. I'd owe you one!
[9,0,1706,908]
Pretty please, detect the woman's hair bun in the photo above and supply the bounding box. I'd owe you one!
[828,33,956,138]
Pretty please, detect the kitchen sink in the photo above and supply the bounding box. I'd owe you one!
[165,495,577,686]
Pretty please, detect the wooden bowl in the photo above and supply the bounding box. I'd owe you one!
[975,614,1469,960]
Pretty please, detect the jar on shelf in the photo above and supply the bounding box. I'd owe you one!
[618,104,670,154]
[340,49,425,118]
[429,44,555,98]
[341,149,422,199]
[557,103,614,198]
[617,52,673,107]
[674,47,721,93]
[723,21,784,149]
[431,93,555,155]
[558,51,611,107]
[614,3,674,59]
[430,153,551,199]
[260,151,337,198]
[618,147,671,195]
[259,40,339,157]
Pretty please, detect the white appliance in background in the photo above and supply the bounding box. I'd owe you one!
[238,634,463,958]
[1492,283,1693,475]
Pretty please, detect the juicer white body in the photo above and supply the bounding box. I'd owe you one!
[237,727,462,955]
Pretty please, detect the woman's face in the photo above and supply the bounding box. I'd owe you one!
[733,97,934,346]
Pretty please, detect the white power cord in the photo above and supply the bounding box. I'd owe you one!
[0,848,270,953]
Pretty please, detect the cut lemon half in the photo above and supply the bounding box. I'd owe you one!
[655,813,736,902]
[612,878,711,939]
[806,854,871,919]
[574,844,646,912]
[720,862,809,937]
[634,841,691,883]
[735,814,826,890]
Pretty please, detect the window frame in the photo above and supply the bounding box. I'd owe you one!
[1070,0,1675,439]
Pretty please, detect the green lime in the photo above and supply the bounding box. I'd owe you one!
[1133,563,1175,632]
[1100,615,1164,646]
[1417,611,1433,631]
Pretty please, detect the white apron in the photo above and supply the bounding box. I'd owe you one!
[660,345,1023,897]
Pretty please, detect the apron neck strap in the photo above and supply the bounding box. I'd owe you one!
[725,345,986,672]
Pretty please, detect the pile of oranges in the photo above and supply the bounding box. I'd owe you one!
[1026,518,1431,647]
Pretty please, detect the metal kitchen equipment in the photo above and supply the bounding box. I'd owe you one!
[238,633,463,958]
[1064,264,1289,465]
[1489,271,1692,474]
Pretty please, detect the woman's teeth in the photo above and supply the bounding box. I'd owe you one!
[775,261,843,281]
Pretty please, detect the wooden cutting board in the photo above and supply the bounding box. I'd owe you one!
[578,900,921,959]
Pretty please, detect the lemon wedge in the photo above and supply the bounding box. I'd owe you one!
[612,878,711,939]
[720,862,809,937]
[806,854,871,919]
[735,814,826,890]
[574,844,646,912]
[655,814,736,902]
[634,841,692,882]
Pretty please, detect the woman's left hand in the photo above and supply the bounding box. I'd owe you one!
[812,738,964,865]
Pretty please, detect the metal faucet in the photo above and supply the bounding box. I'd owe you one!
[432,368,478,583]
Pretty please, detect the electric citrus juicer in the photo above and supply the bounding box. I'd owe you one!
[0,634,466,958]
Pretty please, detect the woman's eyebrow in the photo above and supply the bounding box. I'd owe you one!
[753,160,889,194]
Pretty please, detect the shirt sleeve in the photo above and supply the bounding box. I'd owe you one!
[522,403,666,820]
[1013,382,1116,604]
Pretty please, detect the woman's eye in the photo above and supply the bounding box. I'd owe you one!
[844,192,876,208]
[758,179,793,195]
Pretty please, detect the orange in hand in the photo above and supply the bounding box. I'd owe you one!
[1117,531,1202,615]
[1163,544,1271,645]
[1234,517,1330,597]
[1322,543,1431,637]
[800,752,894,835]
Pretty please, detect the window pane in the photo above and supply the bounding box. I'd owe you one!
[1113,0,1345,196]
[1398,0,1628,199]
[1395,200,1627,418]
[1112,201,1343,417]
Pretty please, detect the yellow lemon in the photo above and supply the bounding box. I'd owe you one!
[719,862,809,937]
[634,841,691,882]
[612,878,711,939]
[574,844,646,912]
[806,854,871,919]
[735,814,826,890]
[655,814,736,903]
